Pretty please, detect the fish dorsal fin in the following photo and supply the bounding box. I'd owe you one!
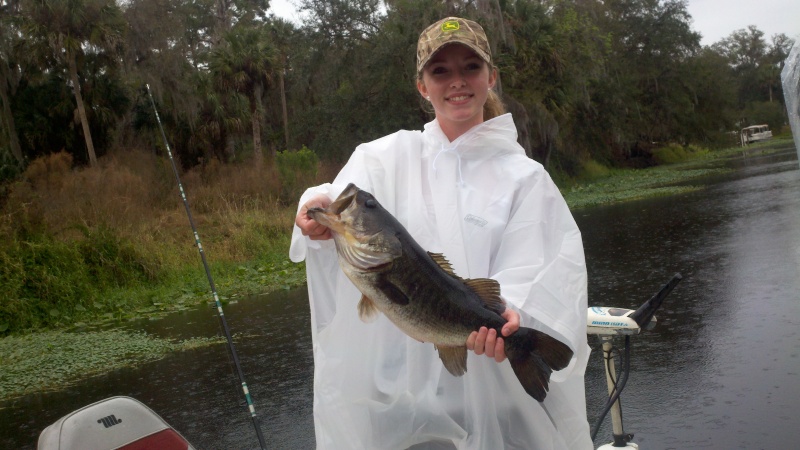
[428,252,458,277]
[464,278,505,314]
[435,345,468,377]
[358,295,379,322]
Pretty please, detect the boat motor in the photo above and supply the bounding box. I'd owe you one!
[588,273,683,449]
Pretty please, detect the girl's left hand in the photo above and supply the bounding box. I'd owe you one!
[466,308,520,363]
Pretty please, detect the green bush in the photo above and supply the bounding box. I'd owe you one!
[578,159,611,181]
[276,146,319,204]
[0,232,94,333]
[652,143,709,165]
[77,225,159,288]
[0,226,160,334]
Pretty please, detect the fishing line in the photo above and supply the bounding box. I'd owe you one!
[145,84,267,450]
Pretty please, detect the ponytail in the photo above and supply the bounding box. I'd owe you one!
[483,89,506,121]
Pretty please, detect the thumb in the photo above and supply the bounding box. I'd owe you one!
[501,308,520,336]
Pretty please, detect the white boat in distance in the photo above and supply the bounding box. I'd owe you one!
[740,124,773,145]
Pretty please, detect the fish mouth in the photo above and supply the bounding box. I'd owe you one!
[328,183,359,214]
[306,184,360,234]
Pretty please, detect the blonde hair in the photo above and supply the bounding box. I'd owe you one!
[484,89,506,120]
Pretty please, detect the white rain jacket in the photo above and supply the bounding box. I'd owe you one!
[290,113,592,449]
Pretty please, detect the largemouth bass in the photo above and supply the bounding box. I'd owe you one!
[307,183,573,401]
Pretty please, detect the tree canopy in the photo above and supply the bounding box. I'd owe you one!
[0,0,794,180]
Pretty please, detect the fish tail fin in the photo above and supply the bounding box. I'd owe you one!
[506,327,574,402]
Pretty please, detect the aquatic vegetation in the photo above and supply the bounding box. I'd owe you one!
[0,330,223,402]
[563,167,730,209]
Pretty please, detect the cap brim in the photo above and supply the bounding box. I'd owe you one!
[417,42,492,75]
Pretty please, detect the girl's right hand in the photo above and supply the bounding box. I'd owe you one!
[295,194,333,240]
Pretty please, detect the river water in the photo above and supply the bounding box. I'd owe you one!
[2,143,798,450]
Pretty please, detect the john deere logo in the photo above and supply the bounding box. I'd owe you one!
[441,21,460,32]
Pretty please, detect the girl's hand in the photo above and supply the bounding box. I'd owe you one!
[466,308,520,363]
[295,194,333,240]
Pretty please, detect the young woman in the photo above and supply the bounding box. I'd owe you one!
[291,17,593,449]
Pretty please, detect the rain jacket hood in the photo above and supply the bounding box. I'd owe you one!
[290,113,592,449]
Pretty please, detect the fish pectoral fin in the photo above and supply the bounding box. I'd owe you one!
[428,252,458,277]
[358,295,379,322]
[435,345,468,377]
[464,278,505,314]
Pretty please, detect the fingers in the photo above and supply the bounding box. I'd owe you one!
[303,220,332,240]
[295,194,333,240]
[466,330,477,352]
[466,328,486,355]
[493,337,505,363]
[466,327,507,363]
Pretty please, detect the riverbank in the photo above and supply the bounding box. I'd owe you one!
[0,137,792,403]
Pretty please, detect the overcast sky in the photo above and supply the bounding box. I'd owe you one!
[269,0,800,47]
[685,0,800,46]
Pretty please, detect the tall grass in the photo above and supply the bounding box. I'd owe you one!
[0,149,326,335]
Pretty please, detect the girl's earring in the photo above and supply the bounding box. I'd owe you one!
[426,96,430,100]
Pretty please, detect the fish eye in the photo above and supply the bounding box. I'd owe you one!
[365,198,377,208]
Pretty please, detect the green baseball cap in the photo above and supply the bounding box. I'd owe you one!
[416,17,492,75]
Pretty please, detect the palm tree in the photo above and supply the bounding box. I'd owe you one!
[267,18,297,151]
[209,25,277,166]
[0,0,24,167]
[21,0,125,167]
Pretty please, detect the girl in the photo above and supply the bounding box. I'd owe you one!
[292,16,593,450]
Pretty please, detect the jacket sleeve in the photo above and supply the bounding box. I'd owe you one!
[289,147,374,263]
[288,146,378,333]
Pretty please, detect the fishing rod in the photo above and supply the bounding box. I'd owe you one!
[145,84,267,450]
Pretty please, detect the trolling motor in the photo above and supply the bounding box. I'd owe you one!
[587,273,683,449]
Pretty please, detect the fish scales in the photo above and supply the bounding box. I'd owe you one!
[380,233,506,345]
[307,183,574,401]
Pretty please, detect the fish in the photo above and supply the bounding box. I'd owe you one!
[306,183,574,401]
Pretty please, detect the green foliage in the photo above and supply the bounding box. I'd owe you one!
[651,143,710,165]
[578,159,611,181]
[2,0,794,174]
[0,146,22,183]
[740,101,787,132]
[275,145,319,203]
[0,226,160,334]
[76,225,160,287]
[0,330,224,401]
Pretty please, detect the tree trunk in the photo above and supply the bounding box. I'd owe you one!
[280,64,289,151]
[67,51,97,167]
[251,80,264,167]
[0,69,24,166]
[213,0,231,47]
